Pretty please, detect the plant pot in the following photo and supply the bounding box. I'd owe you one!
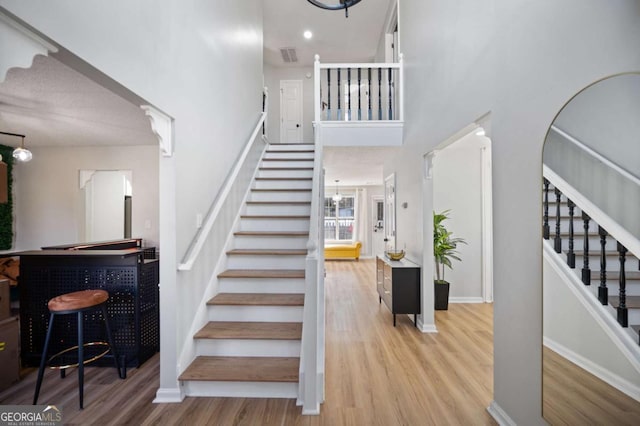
[434,280,450,310]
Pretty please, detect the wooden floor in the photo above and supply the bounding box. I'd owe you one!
[0,259,496,425]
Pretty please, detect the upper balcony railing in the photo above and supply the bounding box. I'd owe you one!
[313,54,404,146]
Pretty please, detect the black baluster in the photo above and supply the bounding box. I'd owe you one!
[567,198,575,268]
[581,212,591,285]
[368,68,372,120]
[327,69,331,120]
[598,226,608,305]
[617,242,628,327]
[357,68,362,121]
[543,178,550,239]
[337,68,341,120]
[388,67,393,120]
[347,68,351,121]
[377,68,382,120]
[553,188,562,253]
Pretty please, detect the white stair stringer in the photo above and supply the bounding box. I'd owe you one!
[180,142,314,399]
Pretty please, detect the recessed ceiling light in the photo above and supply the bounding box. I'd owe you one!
[303,30,313,39]
[475,128,486,136]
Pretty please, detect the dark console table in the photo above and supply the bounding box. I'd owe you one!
[18,246,159,368]
[376,255,421,327]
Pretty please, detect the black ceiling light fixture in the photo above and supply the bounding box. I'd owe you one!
[307,0,364,18]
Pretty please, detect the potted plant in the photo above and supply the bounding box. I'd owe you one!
[433,210,466,310]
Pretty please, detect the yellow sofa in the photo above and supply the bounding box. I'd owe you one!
[324,241,362,260]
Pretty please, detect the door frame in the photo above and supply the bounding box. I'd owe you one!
[371,195,385,257]
[280,79,303,143]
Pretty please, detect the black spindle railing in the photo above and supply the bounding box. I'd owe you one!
[378,68,382,120]
[598,226,608,304]
[581,212,591,285]
[357,68,362,121]
[347,68,352,121]
[567,198,576,268]
[543,178,550,239]
[617,242,628,327]
[368,68,372,120]
[327,69,331,120]
[554,188,562,253]
[388,67,393,120]
[337,68,342,120]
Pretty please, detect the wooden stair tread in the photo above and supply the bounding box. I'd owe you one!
[266,150,314,153]
[227,249,308,255]
[608,296,640,309]
[631,325,640,333]
[259,167,313,170]
[590,271,640,280]
[569,250,634,256]
[559,232,599,237]
[208,293,304,306]
[240,215,310,219]
[262,158,313,161]
[195,321,302,340]
[245,201,311,205]
[251,188,312,192]
[218,269,305,278]
[255,177,312,181]
[179,356,299,382]
[234,231,309,237]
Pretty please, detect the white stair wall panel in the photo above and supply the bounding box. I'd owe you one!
[218,277,306,294]
[225,254,306,269]
[195,339,301,358]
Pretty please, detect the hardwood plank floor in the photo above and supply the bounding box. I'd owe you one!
[0,259,496,425]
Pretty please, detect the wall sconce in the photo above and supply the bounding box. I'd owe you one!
[0,131,33,162]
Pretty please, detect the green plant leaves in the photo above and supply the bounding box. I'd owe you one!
[433,210,466,281]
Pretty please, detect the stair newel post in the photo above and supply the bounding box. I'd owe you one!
[542,178,550,239]
[553,188,562,253]
[357,68,362,121]
[598,226,608,305]
[378,68,382,120]
[581,212,591,285]
[327,68,331,120]
[566,198,576,268]
[368,68,372,120]
[347,68,351,121]
[617,242,628,327]
[337,68,341,121]
[388,67,393,120]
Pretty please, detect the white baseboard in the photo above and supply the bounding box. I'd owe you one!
[153,387,185,403]
[449,297,484,303]
[487,401,516,426]
[544,337,640,402]
[417,316,438,333]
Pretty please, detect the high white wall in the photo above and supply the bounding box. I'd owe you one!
[0,0,264,397]
[397,0,640,423]
[264,64,314,143]
[12,145,158,251]
[432,133,484,300]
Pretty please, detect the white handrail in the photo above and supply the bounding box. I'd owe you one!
[550,125,640,187]
[178,109,267,271]
[319,62,401,69]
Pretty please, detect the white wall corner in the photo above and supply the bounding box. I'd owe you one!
[153,387,185,404]
[141,105,174,157]
[0,10,58,83]
[487,401,517,426]
[417,316,438,333]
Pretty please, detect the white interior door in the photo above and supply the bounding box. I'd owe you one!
[280,80,303,143]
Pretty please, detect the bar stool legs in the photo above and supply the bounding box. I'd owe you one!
[33,299,125,409]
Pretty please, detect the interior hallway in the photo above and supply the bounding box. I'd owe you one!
[0,259,495,425]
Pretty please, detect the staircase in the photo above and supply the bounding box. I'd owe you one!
[545,184,640,343]
[179,143,315,398]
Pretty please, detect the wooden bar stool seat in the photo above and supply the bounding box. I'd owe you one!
[33,289,125,409]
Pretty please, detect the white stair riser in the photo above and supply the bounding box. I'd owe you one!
[226,255,306,269]
[264,152,314,160]
[258,169,313,178]
[208,305,303,322]
[268,144,314,151]
[261,160,314,168]
[239,218,310,232]
[244,204,311,215]
[232,236,308,249]
[195,339,301,357]
[598,282,640,297]
[547,219,596,233]
[218,277,305,293]
[559,237,625,251]
[254,179,312,189]
[624,309,640,325]
[182,381,298,398]
[250,191,311,202]
[574,255,640,272]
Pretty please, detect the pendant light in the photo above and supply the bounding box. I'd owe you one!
[307,0,363,18]
[0,131,33,162]
[332,179,342,203]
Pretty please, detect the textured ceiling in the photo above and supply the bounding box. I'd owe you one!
[264,0,393,67]
[0,55,156,149]
[323,146,398,187]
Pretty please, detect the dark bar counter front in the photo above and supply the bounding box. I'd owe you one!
[18,240,159,368]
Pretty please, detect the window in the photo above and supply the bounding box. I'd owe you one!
[324,196,355,241]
